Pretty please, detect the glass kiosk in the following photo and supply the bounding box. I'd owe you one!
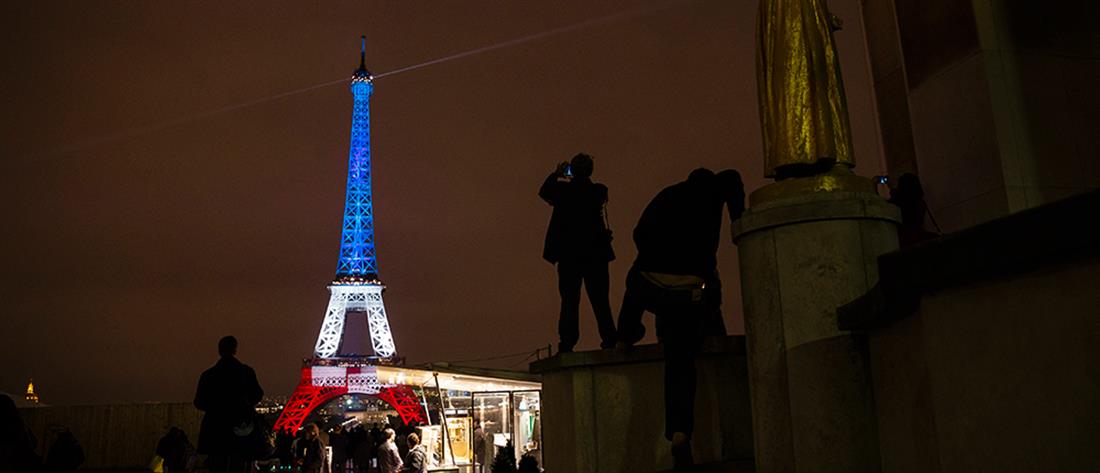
[370,365,542,473]
[472,391,542,470]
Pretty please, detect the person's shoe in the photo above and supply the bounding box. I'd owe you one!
[600,341,616,349]
[671,432,694,471]
[557,344,574,355]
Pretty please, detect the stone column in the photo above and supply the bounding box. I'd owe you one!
[732,169,899,472]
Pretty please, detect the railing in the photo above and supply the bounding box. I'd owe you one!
[301,355,405,367]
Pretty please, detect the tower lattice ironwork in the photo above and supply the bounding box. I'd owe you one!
[313,36,397,360]
[274,38,421,433]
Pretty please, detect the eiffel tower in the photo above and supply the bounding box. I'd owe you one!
[313,35,396,360]
[274,38,424,432]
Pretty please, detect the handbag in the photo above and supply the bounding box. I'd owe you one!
[234,412,273,460]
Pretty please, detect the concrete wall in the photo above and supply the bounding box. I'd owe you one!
[19,402,202,471]
[859,0,1100,232]
[530,336,753,473]
[868,258,1100,472]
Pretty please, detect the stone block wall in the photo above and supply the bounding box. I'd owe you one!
[19,402,202,471]
[530,336,753,473]
[839,190,1100,472]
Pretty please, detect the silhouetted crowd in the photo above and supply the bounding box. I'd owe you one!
[269,421,428,473]
[0,394,85,473]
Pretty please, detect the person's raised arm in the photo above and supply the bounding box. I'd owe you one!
[538,162,570,205]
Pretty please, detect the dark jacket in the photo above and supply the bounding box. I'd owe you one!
[377,440,402,473]
[329,431,348,463]
[633,180,725,277]
[155,429,192,473]
[0,394,41,472]
[193,356,264,454]
[298,437,325,473]
[539,174,614,264]
[44,432,84,473]
[401,445,428,473]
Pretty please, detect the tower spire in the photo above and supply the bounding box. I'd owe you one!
[353,35,371,81]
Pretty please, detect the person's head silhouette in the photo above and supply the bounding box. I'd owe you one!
[687,167,715,183]
[687,168,718,196]
[218,335,238,358]
[305,423,320,439]
[570,153,594,179]
[893,173,924,201]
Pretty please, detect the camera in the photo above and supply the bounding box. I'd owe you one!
[874,175,889,185]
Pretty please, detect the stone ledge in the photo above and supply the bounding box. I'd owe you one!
[656,459,756,473]
[529,335,746,374]
[839,188,1100,330]
[732,191,900,241]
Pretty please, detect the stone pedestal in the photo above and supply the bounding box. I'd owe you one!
[732,173,899,472]
[530,337,754,473]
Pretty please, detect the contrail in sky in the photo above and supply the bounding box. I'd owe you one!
[14,0,693,163]
[374,0,690,79]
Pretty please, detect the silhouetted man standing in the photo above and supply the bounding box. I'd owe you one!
[616,168,744,469]
[540,153,616,353]
[194,335,264,473]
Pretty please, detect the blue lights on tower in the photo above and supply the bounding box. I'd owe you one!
[336,37,380,282]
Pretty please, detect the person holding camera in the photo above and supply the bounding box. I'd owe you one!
[539,153,616,353]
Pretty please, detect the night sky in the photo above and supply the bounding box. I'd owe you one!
[1,0,886,405]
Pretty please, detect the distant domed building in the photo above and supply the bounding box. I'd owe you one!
[24,378,39,405]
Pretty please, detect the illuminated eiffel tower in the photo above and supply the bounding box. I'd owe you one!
[274,38,422,432]
[312,36,397,360]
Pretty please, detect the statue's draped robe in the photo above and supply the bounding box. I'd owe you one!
[757,0,854,178]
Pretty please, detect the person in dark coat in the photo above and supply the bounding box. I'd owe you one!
[615,168,745,469]
[400,433,428,473]
[274,431,295,471]
[329,425,348,473]
[348,425,372,473]
[156,427,194,473]
[539,153,617,353]
[193,335,264,473]
[472,421,488,473]
[377,428,403,473]
[618,169,744,343]
[44,430,85,473]
[0,394,41,472]
[297,424,325,473]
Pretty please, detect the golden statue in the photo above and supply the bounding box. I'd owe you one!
[757,0,854,179]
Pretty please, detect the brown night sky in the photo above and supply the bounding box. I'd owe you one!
[0,0,886,405]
